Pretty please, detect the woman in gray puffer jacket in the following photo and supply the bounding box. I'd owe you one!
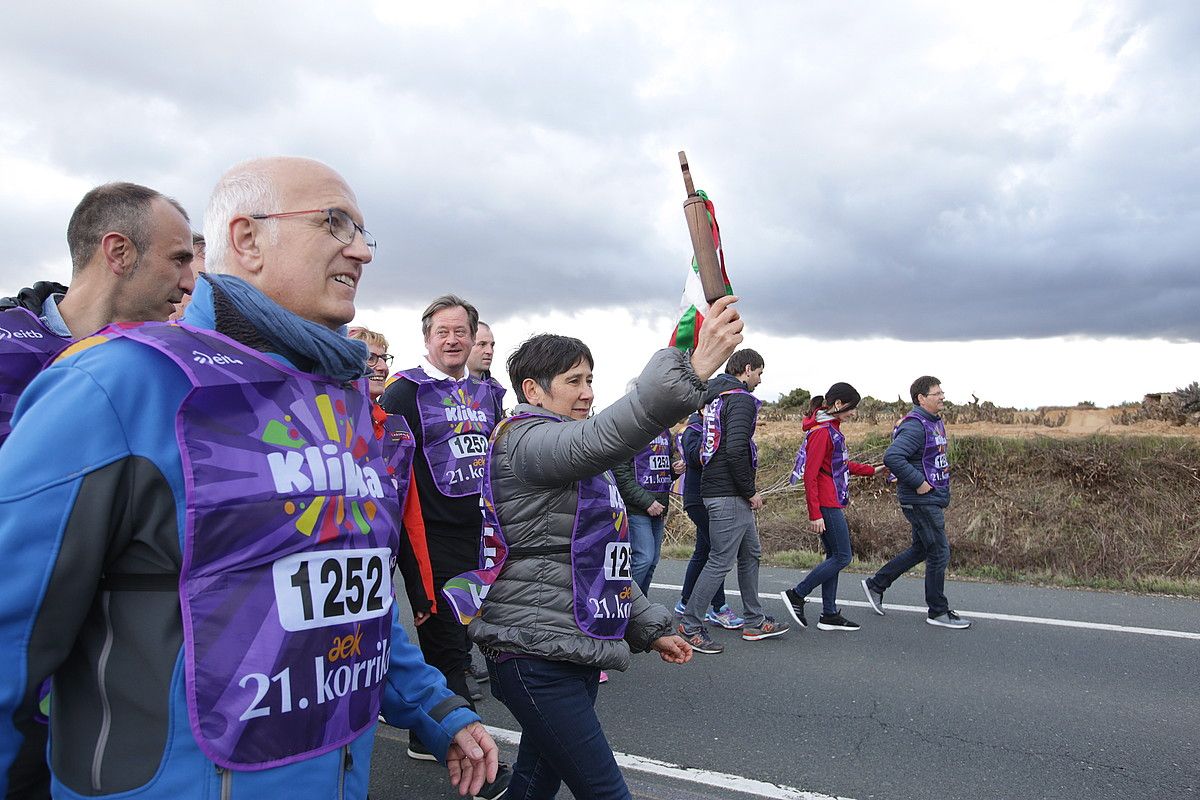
[464,296,744,800]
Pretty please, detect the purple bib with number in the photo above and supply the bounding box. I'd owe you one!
[894,412,950,489]
[443,412,632,639]
[633,430,673,493]
[398,367,500,497]
[100,322,400,771]
[790,421,850,505]
[0,308,71,445]
[699,388,761,469]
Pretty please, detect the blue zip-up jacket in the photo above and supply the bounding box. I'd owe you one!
[0,278,478,799]
[883,406,952,508]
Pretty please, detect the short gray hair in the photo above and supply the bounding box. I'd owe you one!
[66,182,188,274]
[203,161,281,273]
[421,294,479,339]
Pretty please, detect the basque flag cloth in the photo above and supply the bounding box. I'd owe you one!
[668,189,733,351]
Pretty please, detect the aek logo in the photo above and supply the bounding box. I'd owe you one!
[0,328,44,340]
[192,349,244,366]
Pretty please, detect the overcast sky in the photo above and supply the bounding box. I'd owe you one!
[2,1,1198,407]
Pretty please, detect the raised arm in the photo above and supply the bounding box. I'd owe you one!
[508,294,745,488]
[510,348,705,487]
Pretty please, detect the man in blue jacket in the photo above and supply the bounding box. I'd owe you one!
[862,375,971,629]
[1,181,197,800]
[0,157,498,799]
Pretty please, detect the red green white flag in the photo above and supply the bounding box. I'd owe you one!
[669,189,732,351]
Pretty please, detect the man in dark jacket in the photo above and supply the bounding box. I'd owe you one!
[379,295,511,797]
[677,349,789,653]
[862,375,971,629]
[672,413,742,628]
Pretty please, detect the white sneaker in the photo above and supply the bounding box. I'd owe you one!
[861,579,884,615]
[926,610,971,629]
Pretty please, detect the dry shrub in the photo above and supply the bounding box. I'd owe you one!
[1118,383,1200,427]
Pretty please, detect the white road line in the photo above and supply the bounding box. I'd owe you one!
[483,725,854,800]
[651,581,1200,641]
[377,723,853,799]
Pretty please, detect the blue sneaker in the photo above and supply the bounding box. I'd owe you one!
[705,605,745,629]
[674,600,686,615]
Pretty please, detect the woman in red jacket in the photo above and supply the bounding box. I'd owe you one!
[780,383,884,631]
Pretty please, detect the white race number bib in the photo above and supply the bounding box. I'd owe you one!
[272,548,393,632]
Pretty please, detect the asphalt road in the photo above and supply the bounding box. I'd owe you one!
[369,558,1200,800]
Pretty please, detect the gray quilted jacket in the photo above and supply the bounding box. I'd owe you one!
[468,348,706,670]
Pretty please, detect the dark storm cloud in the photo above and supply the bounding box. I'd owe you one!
[1,2,1197,341]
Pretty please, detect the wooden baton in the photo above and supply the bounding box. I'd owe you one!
[679,150,727,305]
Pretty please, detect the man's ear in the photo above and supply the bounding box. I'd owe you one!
[99,232,137,276]
[227,216,265,275]
[521,378,543,406]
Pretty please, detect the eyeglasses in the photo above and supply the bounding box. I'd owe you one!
[367,352,394,367]
[925,391,946,398]
[249,208,377,254]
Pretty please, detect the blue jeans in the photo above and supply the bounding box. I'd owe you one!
[792,506,853,616]
[628,513,664,596]
[488,657,631,800]
[679,502,726,611]
[870,503,950,615]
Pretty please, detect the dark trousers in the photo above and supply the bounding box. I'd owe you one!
[413,532,478,741]
[792,506,853,615]
[871,503,951,615]
[679,502,726,611]
[489,657,630,800]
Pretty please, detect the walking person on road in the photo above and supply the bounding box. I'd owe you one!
[861,375,972,629]
[780,384,885,631]
[453,295,745,800]
[678,348,790,654]
[673,410,743,630]
[380,296,511,794]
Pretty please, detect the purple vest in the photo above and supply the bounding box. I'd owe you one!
[894,412,950,489]
[673,426,695,496]
[398,367,501,497]
[442,412,632,640]
[699,388,761,469]
[633,430,674,493]
[790,421,850,505]
[101,322,400,771]
[0,308,71,445]
[378,408,417,506]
